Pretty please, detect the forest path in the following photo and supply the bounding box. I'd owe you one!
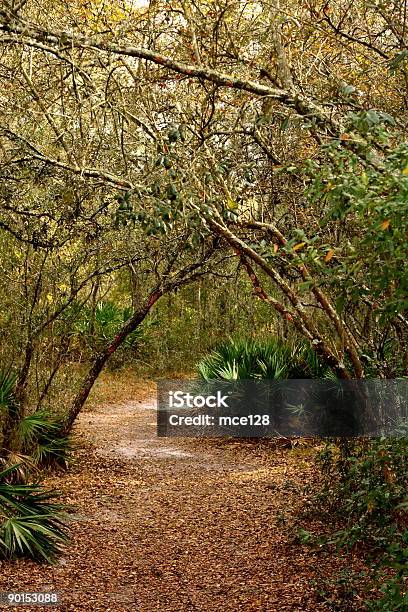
[0,379,352,611]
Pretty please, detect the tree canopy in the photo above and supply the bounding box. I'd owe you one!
[0,0,406,428]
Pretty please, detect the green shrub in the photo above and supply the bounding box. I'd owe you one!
[315,437,408,609]
[0,369,17,412]
[0,464,68,563]
[0,368,18,458]
[197,337,334,380]
[61,300,147,365]
[18,410,73,469]
[2,403,74,474]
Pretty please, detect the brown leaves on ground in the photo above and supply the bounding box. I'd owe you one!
[0,376,370,611]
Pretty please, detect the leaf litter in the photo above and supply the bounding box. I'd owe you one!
[0,380,371,611]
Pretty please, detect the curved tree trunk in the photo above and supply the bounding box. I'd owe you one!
[62,287,163,435]
[61,249,215,434]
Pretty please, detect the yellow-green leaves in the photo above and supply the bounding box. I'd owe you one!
[226,197,238,211]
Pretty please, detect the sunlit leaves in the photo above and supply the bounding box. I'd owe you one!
[72,0,142,32]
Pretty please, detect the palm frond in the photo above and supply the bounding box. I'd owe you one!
[16,410,74,469]
[0,369,17,411]
[0,464,69,563]
[18,410,58,448]
[197,337,334,381]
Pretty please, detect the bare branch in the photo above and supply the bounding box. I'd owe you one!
[0,127,135,189]
[0,13,343,136]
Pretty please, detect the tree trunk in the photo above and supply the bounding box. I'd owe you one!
[2,341,34,453]
[61,287,163,435]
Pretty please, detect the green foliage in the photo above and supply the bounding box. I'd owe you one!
[197,337,334,380]
[92,301,140,346]
[305,121,408,321]
[1,383,73,470]
[389,50,408,73]
[0,464,68,563]
[135,276,279,376]
[314,437,408,609]
[361,337,407,380]
[64,300,146,357]
[368,531,408,611]
[0,369,16,412]
[18,410,58,448]
[18,411,73,469]
[0,369,17,452]
[318,438,407,538]
[308,568,364,609]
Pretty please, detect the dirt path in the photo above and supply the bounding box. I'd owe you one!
[0,380,361,611]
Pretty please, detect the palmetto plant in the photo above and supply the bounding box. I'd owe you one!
[93,301,124,342]
[67,300,145,351]
[18,410,58,448]
[0,369,17,412]
[197,337,335,381]
[0,464,68,563]
[18,411,73,469]
[0,368,18,462]
[0,368,17,434]
[197,338,341,437]
[0,366,73,474]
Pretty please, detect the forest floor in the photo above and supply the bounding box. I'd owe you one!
[0,372,371,611]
